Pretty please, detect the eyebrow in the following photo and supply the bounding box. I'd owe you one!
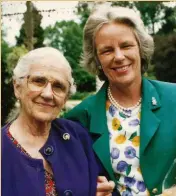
[121,40,136,45]
[97,45,113,51]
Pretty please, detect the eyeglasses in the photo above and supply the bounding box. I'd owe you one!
[20,75,70,97]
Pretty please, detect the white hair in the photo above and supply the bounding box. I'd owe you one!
[13,47,76,95]
[7,47,76,123]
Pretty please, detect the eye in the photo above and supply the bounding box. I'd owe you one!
[53,82,65,90]
[122,45,130,49]
[121,42,135,49]
[53,83,61,88]
[30,77,46,86]
[101,48,113,55]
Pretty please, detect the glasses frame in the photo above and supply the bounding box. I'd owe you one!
[19,75,70,97]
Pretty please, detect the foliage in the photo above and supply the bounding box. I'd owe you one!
[134,2,164,35]
[153,34,176,83]
[59,108,70,118]
[75,2,92,28]
[1,42,29,125]
[45,21,82,68]
[6,45,28,78]
[157,6,176,35]
[70,91,94,100]
[143,64,156,80]
[1,37,13,125]
[2,2,176,125]
[111,1,133,8]
[112,2,175,36]
[16,2,44,49]
[44,20,96,92]
[74,67,96,92]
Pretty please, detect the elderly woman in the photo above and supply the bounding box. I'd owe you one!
[65,4,176,196]
[2,47,102,196]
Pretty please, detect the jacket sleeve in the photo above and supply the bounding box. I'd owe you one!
[77,123,98,196]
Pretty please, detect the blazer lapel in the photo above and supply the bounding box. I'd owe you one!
[88,78,162,182]
[89,82,116,182]
[140,78,161,155]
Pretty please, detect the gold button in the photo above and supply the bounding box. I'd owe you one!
[152,188,158,194]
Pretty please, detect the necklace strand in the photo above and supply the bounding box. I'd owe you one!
[107,86,142,117]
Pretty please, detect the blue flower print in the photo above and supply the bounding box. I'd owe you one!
[123,109,132,117]
[122,189,133,196]
[137,181,146,192]
[111,148,120,159]
[128,119,140,126]
[124,176,136,187]
[124,146,136,159]
[109,105,116,117]
[116,161,128,172]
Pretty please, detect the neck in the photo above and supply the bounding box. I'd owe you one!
[18,114,51,136]
[109,80,142,108]
[10,113,51,148]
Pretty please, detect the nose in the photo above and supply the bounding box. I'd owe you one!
[41,83,53,99]
[114,48,125,62]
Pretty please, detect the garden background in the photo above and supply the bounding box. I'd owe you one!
[1,1,176,125]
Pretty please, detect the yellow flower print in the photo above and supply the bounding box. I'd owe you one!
[138,112,141,119]
[132,136,140,147]
[120,185,126,192]
[112,118,121,130]
[146,189,150,196]
[137,167,141,174]
[106,100,111,110]
[115,134,126,144]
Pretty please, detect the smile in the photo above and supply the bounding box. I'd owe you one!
[36,102,55,107]
[112,65,130,73]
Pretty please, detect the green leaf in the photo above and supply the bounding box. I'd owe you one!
[126,165,132,176]
[118,125,123,131]
[119,112,126,118]
[129,132,137,141]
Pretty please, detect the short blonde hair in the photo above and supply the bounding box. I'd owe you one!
[82,4,154,80]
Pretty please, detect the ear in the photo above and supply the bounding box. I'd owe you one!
[13,79,22,100]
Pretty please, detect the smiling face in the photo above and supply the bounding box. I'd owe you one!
[95,22,142,88]
[14,58,70,122]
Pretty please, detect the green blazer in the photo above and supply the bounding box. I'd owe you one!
[65,78,176,195]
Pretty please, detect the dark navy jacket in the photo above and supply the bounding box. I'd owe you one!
[2,118,98,196]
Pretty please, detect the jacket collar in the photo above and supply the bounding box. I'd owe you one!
[89,77,161,182]
[89,81,116,182]
[89,81,108,135]
[140,77,161,154]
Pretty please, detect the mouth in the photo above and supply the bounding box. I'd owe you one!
[35,102,55,107]
[111,65,130,73]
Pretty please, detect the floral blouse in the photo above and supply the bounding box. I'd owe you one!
[106,100,150,196]
[7,129,58,196]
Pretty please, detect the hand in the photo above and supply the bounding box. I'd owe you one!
[96,176,115,196]
[161,186,176,196]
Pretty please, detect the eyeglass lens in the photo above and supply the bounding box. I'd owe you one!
[27,75,68,96]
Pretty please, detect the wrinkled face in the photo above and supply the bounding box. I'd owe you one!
[95,22,141,87]
[14,59,70,122]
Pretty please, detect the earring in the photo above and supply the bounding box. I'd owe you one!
[98,65,102,70]
[15,99,20,107]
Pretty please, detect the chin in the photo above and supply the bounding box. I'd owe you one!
[32,112,57,123]
[114,73,138,86]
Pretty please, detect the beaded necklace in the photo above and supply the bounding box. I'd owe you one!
[107,86,142,117]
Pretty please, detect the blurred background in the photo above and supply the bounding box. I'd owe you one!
[1,1,176,125]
